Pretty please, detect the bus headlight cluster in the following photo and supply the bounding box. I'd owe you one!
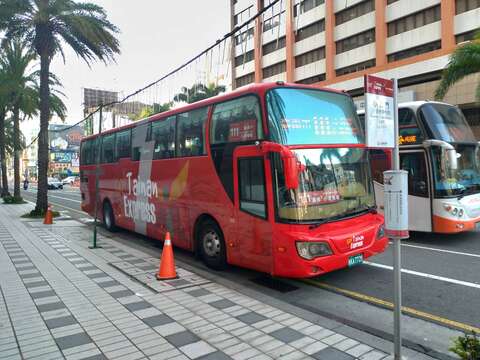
[296,241,332,260]
[443,204,465,218]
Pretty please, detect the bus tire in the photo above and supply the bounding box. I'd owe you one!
[103,201,117,232]
[198,220,227,270]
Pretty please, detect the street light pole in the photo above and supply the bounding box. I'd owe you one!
[90,105,103,249]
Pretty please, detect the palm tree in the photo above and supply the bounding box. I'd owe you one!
[435,30,480,101]
[174,82,226,104]
[0,0,120,214]
[0,67,10,197]
[0,39,37,198]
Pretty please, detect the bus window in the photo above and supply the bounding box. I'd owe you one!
[116,129,131,160]
[80,139,92,165]
[177,107,208,157]
[211,96,263,144]
[152,116,175,159]
[239,157,266,218]
[101,134,116,164]
[131,124,151,161]
[399,108,423,144]
[400,152,428,198]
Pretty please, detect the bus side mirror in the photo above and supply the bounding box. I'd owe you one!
[282,155,299,190]
[447,148,458,170]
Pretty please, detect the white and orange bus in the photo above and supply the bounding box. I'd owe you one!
[80,82,388,278]
[360,101,480,233]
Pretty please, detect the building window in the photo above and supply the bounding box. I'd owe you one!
[295,20,325,42]
[387,40,441,62]
[236,73,255,88]
[336,59,376,76]
[455,0,480,14]
[295,47,325,67]
[234,5,253,26]
[263,11,285,33]
[336,29,375,54]
[387,5,441,37]
[234,27,254,45]
[335,0,375,26]
[456,30,478,43]
[235,50,254,67]
[263,37,286,56]
[294,0,325,17]
[263,61,286,78]
[296,74,326,84]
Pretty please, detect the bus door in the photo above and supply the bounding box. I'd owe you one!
[400,150,432,232]
[233,146,273,273]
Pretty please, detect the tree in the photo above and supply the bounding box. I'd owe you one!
[0,61,10,197]
[0,39,37,198]
[132,102,173,120]
[435,30,480,101]
[0,0,120,214]
[174,82,226,104]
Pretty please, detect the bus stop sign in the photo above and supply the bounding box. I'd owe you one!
[364,75,395,148]
[383,170,409,239]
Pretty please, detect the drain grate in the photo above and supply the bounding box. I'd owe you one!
[250,275,299,293]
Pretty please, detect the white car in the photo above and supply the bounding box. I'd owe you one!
[62,176,78,185]
[48,177,63,190]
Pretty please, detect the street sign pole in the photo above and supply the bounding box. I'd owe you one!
[392,78,402,360]
[90,105,103,249]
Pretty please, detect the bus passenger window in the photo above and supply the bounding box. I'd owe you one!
[211,96,263,144]
[238,157,266,218]
[152,116,175,159]
[116,130,131,160]
[400,152,428,198]
[177,108,208,157]
[101,134,116,164]
[131,124,151,161]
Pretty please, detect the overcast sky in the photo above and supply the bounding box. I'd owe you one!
[49,0,230,124]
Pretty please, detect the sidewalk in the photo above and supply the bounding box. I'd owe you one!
[0,203,434,360]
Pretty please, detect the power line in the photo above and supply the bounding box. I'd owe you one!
[41,0,281,140]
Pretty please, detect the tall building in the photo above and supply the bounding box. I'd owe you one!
[230,0,480,135]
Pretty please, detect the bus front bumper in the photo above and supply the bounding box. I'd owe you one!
[432,215,480,233]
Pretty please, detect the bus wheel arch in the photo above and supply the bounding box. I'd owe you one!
[102,198,117,232]
[194,214,227,270]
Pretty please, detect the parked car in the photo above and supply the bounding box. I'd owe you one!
[62,176,78,185]
[48,177,63,190]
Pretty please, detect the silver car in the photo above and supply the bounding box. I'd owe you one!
[48,177,63,190]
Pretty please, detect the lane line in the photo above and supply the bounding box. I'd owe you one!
[397,242,480,259]
[25,190,82,203]
[364,261,480,289]
[301,279,480,333]
[22,195,87,216]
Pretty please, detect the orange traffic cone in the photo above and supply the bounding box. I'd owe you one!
[43,204,53,225]
[156,232,177,280]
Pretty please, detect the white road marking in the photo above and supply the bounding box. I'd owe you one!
[397,242,480,259]
[364,261,480,289]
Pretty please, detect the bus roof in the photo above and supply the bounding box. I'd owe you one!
[81,82,346,141]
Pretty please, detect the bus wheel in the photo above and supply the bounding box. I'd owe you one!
[199,220,227,270]
[103,201,117,232]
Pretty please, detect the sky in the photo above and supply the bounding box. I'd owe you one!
[48,0,231,124]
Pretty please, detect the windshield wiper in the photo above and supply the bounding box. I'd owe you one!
[308,206,377,230]
[458,186,478,200]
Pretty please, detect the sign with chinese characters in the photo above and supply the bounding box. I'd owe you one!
[383,170,409,239]
[229,119,257,141]
[365,75,395,148]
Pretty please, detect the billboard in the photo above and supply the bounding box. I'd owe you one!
[83,88,118,108]
[49,124,84,173]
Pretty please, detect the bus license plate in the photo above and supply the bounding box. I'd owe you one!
[348,254,363,267]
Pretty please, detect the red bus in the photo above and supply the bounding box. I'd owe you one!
[80,82,388,278]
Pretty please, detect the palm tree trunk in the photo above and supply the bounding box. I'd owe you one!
[13,105,21,198]
[35,51,51,213]
[0,110,9,197]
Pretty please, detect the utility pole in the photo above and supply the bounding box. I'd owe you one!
[90,105,103,249]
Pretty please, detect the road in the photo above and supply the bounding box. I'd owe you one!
[22,185,480,358]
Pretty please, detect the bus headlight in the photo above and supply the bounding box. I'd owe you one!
[376,224,385,240]
[458,209,464,217]
[296,241,332,260]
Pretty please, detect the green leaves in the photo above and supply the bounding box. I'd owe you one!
[435,31,480,101]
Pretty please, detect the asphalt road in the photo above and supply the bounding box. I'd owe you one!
[21,185,480,358]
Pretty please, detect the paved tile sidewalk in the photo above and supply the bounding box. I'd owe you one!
[0,204,428,360]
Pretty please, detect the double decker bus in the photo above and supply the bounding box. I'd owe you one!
[360,101,480,233]
[80,83,388,278]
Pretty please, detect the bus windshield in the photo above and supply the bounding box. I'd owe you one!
[266,88,363,145]
[420,103,476,143]
[431,144,480,197]
[273,148,375,222]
